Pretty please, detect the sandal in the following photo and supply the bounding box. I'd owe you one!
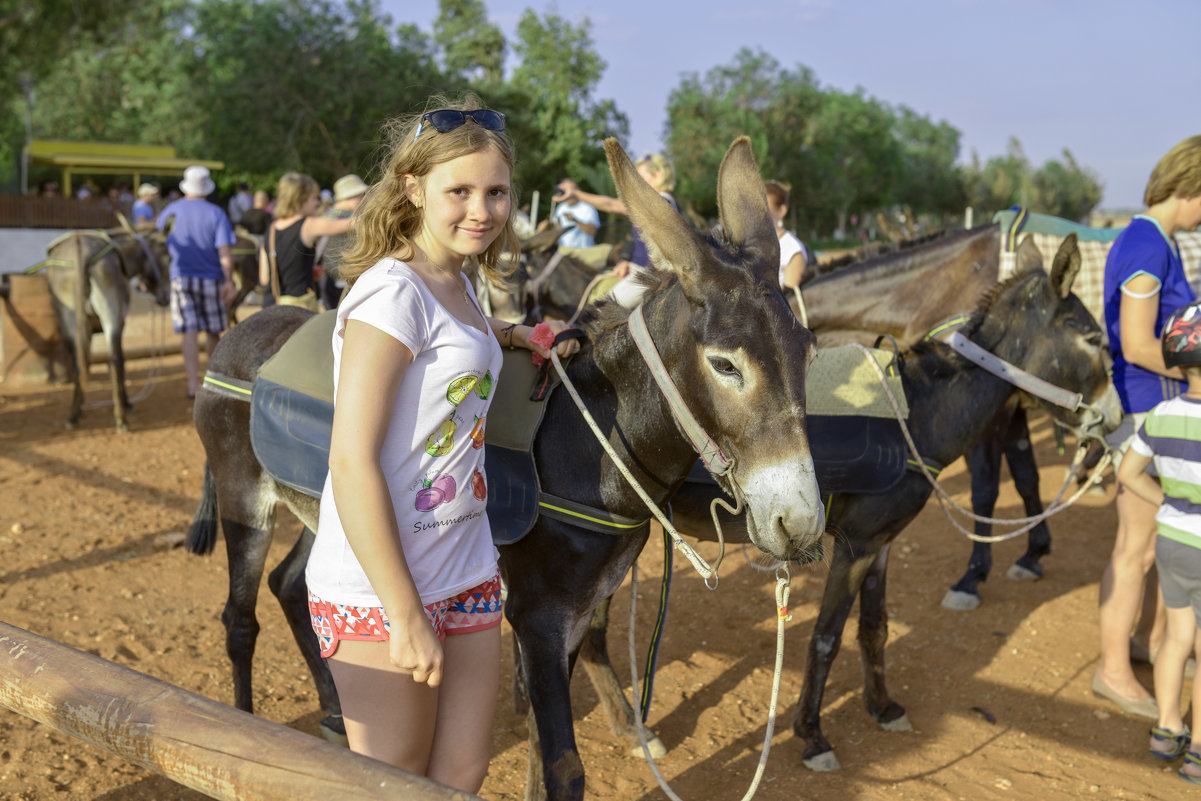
[1180,750,1201,785]
[1150,725,1191,760]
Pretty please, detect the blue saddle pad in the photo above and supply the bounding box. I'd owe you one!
[250,379,333,499]
[684,415,908,496]
[247,355,550,546]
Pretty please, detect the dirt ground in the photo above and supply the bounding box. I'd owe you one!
[0,335,1189,801]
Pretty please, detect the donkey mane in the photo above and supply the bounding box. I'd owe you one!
[806,225,990,286]
[902,268,1042,371]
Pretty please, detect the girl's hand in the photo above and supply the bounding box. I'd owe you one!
[517,320,581,362]
[388,610,444,687]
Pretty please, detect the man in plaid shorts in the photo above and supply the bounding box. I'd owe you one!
[157,166,237,398]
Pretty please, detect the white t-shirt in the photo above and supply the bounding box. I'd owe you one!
[778,231,806,287]
[306,258,502,606]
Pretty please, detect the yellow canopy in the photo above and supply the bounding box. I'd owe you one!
[27,140,224,195]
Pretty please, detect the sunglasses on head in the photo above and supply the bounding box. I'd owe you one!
[413,109,506,141]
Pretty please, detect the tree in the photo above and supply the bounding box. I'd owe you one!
[963,138,1102,222]
[892,107,965,223]
[506,9,627,203]
[433,0,505,84]
[1031,149,1103,222]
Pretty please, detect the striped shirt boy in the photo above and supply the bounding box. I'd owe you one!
[1131,395,1201,546]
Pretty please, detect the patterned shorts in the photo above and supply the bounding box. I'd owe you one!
[308,571,503,658]
[171,276,228,334]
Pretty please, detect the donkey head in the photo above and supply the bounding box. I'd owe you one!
[139,231,171,307]
[605,137,824,561]
[973,233,1120,441]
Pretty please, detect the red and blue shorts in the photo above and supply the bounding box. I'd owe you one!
[308,571,503,658]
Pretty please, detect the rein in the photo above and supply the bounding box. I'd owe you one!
[627,560,791,801]
[851,338,1112,543]
[548,344,736,586]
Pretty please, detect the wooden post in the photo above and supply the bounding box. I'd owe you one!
[0,622,481,801]
[1,273,69,385]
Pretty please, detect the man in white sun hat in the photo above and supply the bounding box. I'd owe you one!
[156,165,238,399]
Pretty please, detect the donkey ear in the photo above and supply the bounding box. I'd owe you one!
[716,137,779,286]
[520,225,562,254]
[1015,233,1042,273]
[603,138,706,297]
[1048,232,1081,299]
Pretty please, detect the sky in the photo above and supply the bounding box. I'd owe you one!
[386,0,1199,211]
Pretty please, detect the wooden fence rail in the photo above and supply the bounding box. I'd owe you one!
[0,621,480,801]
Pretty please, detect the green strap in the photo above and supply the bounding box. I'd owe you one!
[638,527,673,722]
[537,492,649,534]
[200,371,253,400]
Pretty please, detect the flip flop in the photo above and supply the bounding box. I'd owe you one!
[1150,725,1191,760]
[1179,751,1201,785]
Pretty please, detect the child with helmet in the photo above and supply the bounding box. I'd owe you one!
[1118,299,1201,783]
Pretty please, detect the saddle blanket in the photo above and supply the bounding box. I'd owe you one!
[244,310,553,545]
[243,315,916,545]
[806,345,908,418]
[684,414,912,497]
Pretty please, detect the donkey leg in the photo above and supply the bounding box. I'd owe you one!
[857,544,909,731]
[266,525,344,744]
[217,516,275,714]
[942,434,1003,611]
[577,595,667,758]
[105,332,130,433]
[513,612,586,801]
[794,539,878,771]
[1003,408,1050,580]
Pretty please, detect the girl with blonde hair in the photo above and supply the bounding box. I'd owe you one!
[304,94,577,792]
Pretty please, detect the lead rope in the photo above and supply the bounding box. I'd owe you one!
[628,560,792,801]
[791,286,808,328]
[548,350,735,585]
[848,342,1113,543]
[549,347,790,799]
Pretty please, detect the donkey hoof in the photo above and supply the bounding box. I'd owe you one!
[1005,563,1042,581]
[318,714,349,748]
[880,713,912,732]
[941,589,981,611]
[803,750,841,771]
[630,733,667,758]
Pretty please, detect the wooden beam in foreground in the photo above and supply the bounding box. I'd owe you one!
[0,621,480,801]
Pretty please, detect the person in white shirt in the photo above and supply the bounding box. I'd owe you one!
[304,95,577,793]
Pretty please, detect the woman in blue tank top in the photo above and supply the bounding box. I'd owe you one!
[1095,135,1201,718]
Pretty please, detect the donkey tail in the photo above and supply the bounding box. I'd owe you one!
[73,234,90,389]
[186,462,220,556]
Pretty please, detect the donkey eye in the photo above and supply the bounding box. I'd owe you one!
[708,357,740,377]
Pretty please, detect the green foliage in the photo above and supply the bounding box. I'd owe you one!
[963,138,1103,222]
[6,2,1101,232]
[507,8,627,197]
[434,0,505,84]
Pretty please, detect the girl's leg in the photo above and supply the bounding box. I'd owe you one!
[427,626,502,794]
[327,639,439,772]
[1097,485,1158,700]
